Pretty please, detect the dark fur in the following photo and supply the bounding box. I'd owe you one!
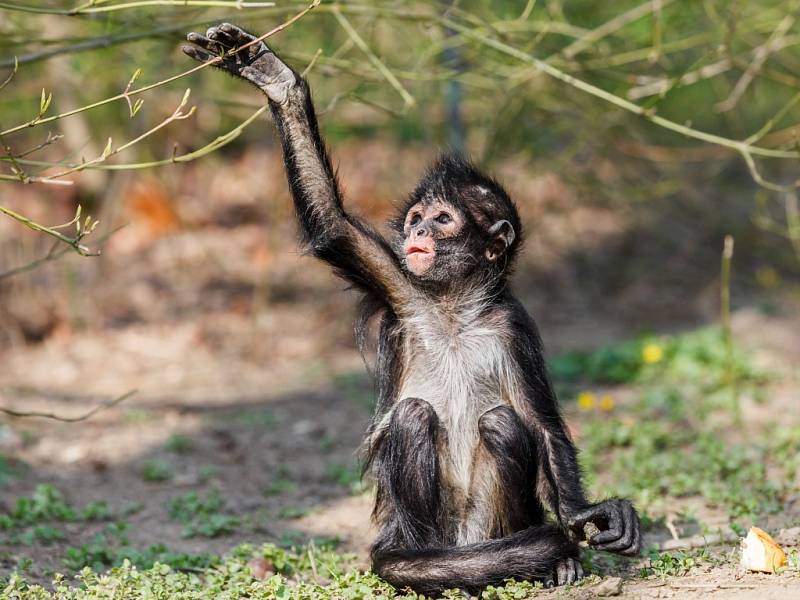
[184,25,642,596]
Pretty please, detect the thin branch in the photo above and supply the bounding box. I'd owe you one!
[0,23,190,69]
[0,240,66,281]
[745,91,800,145]
[627,58,732,100]
[0,225,125,281]
[443,17,800,160]
[6,105,269,172]
[0,0,319,138]
[0,390,136,422]
[0,205,100,255]
[39,88,195,181]
[331,6,415,110]
[0,57,18,91]
[0,1,274,14]
[559,0,676,59]
[717,15,795,113]
[741,150,799,193]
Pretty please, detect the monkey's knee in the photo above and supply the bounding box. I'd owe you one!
[390,397,438,435]
[478,405,529,454]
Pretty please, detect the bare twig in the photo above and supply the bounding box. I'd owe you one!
[717,15,795,113]
[38,88,195,181]
[627,59,733,100]
[332,6,415,110]
[656,530,740,551]
[5,105,269,172]
[0,390,136,422]
[0,1,274,15]
[0,225,126,281]
[0,0,319,138]
[0,57,18,91]
[720,235,740,427]
[443,17,799,160]
[786,193,800,260]
[559,0,676,59]
[0,205,100,256]
[0,240,66,281]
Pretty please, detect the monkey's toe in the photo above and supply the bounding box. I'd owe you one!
[555,557,584,586]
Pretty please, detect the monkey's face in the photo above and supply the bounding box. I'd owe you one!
[402,200,465,278]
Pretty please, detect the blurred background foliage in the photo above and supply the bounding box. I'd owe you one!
[1,1,800,192]
[0,0,799,371]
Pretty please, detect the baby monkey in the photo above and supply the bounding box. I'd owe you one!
[184,24,641,595]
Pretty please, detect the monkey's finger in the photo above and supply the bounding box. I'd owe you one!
[219,22,260,46]
[588,504,624,545]
[207,26,238,49]
[590,526,623,545]
[186,32,226,55]
[619,525,642,557]
[566,507,596,534]
[594,522,635,552]
[181,45,218,65]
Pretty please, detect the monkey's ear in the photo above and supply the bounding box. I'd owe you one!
[485,219,515,261]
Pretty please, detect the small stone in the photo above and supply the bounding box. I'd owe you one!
[776,526,800,547]
[593,576,623,597]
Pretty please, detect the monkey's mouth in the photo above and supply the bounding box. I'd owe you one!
[405,245,436,275]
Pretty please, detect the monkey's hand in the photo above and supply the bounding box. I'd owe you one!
[566,499,641,556]
[182,23,296,105]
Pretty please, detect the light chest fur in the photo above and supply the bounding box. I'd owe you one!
[395,297,522,502]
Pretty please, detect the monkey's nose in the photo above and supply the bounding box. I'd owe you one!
[416,226,428,237]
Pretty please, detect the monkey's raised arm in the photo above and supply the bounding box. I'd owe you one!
[183,24,412,306]
[510,302,641,556]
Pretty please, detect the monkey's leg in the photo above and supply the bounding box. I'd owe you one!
[370,397,447,557]
[475,405,583,587]
[371,403,579,595]
[468,404,544,539]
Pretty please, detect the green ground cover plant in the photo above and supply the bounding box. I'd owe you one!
[2,328,797,597]
[167,490,239,538]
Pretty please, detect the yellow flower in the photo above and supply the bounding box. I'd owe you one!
[756,267,781,289]
[577,392,596,411]
[642,343,663,364]
[599,395,615,411]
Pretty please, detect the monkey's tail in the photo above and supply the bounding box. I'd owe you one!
[371,524,577,596]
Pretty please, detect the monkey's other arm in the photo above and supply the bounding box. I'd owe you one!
[183,24,412,306]
[510,300,641,556]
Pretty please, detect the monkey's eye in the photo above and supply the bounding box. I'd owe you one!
[435,213,452,225]
[409,214,422,227]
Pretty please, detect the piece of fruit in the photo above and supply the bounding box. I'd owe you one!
[740,526,787,573]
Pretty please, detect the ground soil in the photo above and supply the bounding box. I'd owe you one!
[0,143,799,597]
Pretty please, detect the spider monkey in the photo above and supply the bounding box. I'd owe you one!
[184,24,641,595]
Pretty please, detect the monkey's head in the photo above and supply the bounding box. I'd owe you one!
[391,154,522,290]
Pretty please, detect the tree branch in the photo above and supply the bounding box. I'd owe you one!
[0,390,136,422]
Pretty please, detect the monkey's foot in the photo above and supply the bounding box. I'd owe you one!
[544,557,584,587]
